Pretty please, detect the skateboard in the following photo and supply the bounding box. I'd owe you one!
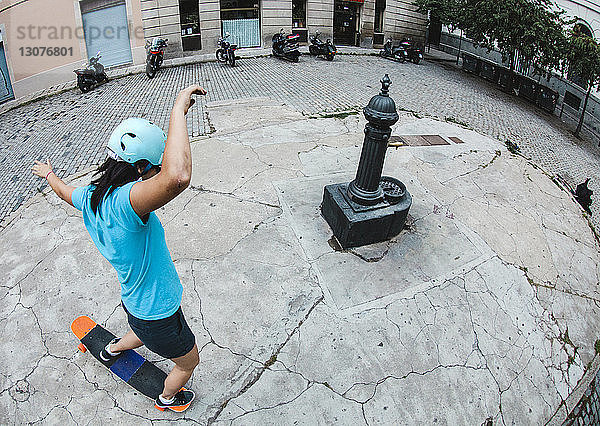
[71,315,167,401]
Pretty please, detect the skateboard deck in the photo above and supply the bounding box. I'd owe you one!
[71,315,167,400]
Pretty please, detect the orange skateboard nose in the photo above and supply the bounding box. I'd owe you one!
[71,316,96,340]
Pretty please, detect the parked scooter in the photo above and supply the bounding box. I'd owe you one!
[399,38,423,64]
[308,31,336,61]
[74,51,108,93]
[272,29,301,62]
[379,39,408,62]
[216,32,237,67]
[146,37,168,78]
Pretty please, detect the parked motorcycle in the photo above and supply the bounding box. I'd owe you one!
[308,31,336,61]
[74,51,108,93]
[146,37,167,78]
[272,29,301,62]
[216,32,237,67]
[399,38,423,64]
[379,39,408,62]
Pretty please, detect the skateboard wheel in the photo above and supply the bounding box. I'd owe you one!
[77,343,87,353]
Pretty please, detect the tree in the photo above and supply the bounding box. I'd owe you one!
[414,0,570,75]
[414,0,465,31]
[414,0,468,62]
[461,0,569,73]
[567,31,600,138]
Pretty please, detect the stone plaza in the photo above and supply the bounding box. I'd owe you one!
[0,51,599,424]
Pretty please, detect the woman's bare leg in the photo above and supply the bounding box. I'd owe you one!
[161,344,199,399]
[110,329,144,352]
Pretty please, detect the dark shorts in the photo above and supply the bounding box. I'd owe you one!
[122,303,196,359]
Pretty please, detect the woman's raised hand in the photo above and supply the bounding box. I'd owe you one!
[175,85,207,115]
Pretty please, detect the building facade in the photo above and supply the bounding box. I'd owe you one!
[556,0,600,38]
[0,0,426,103]
[0,0,147,102]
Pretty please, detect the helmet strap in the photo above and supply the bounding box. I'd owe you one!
[141,163,154,176]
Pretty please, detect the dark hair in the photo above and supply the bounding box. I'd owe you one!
[90,157,147,214]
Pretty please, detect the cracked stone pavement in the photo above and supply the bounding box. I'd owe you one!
[1,98,599,425]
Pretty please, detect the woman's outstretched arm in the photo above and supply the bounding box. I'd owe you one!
[129,84,206,218]
[32,160,75,207]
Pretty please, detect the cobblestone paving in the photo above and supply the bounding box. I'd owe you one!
[1,54,599,227]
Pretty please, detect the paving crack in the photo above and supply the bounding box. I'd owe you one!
[188,184,280,209]
[225,382,312,424]
[208,294,324,424]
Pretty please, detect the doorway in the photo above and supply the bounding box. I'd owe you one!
[180,0,201,51]
[428,14,442,46]
[80,0,133,67]
[334,1,360,46]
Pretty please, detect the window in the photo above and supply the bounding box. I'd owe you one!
[564,91,582,110]
[375,0,385,33]
[220,0,261,47]
[179,0,201,51]
[221,0,259,20]
[292,0,306,29]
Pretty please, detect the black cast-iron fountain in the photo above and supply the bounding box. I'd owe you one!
[321,74,412,248]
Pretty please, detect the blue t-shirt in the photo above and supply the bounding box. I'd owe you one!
[72,182,182,320]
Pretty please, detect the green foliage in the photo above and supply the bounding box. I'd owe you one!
[414,0,571,74]
[567,30,600,136]
[567,31,600,88]
[414,0,466,31]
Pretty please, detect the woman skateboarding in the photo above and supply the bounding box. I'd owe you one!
[32,84,206,413]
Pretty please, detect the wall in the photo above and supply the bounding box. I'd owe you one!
[360,0,375,47]
[140,0,182,56]
[199,0,221,54]
[262,0,292,48]
[0,0,144,100]
[0,0,83,99]
[382,0,427,45]
[556,0,600,38]
[307,0,333,42]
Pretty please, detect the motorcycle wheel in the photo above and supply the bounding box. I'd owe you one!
[228,51,236,67]
[216,49,227,63]
[146,62,156,79]
[101,73,109,83]
[292,55,299,63]
[379,50,387,58]
[412,56,421,65]
[326,53,335,61]
[78,81,91,93]
[309,45,318,56]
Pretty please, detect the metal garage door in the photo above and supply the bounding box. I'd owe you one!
[0,37,14,104]
[81,1,133,67]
